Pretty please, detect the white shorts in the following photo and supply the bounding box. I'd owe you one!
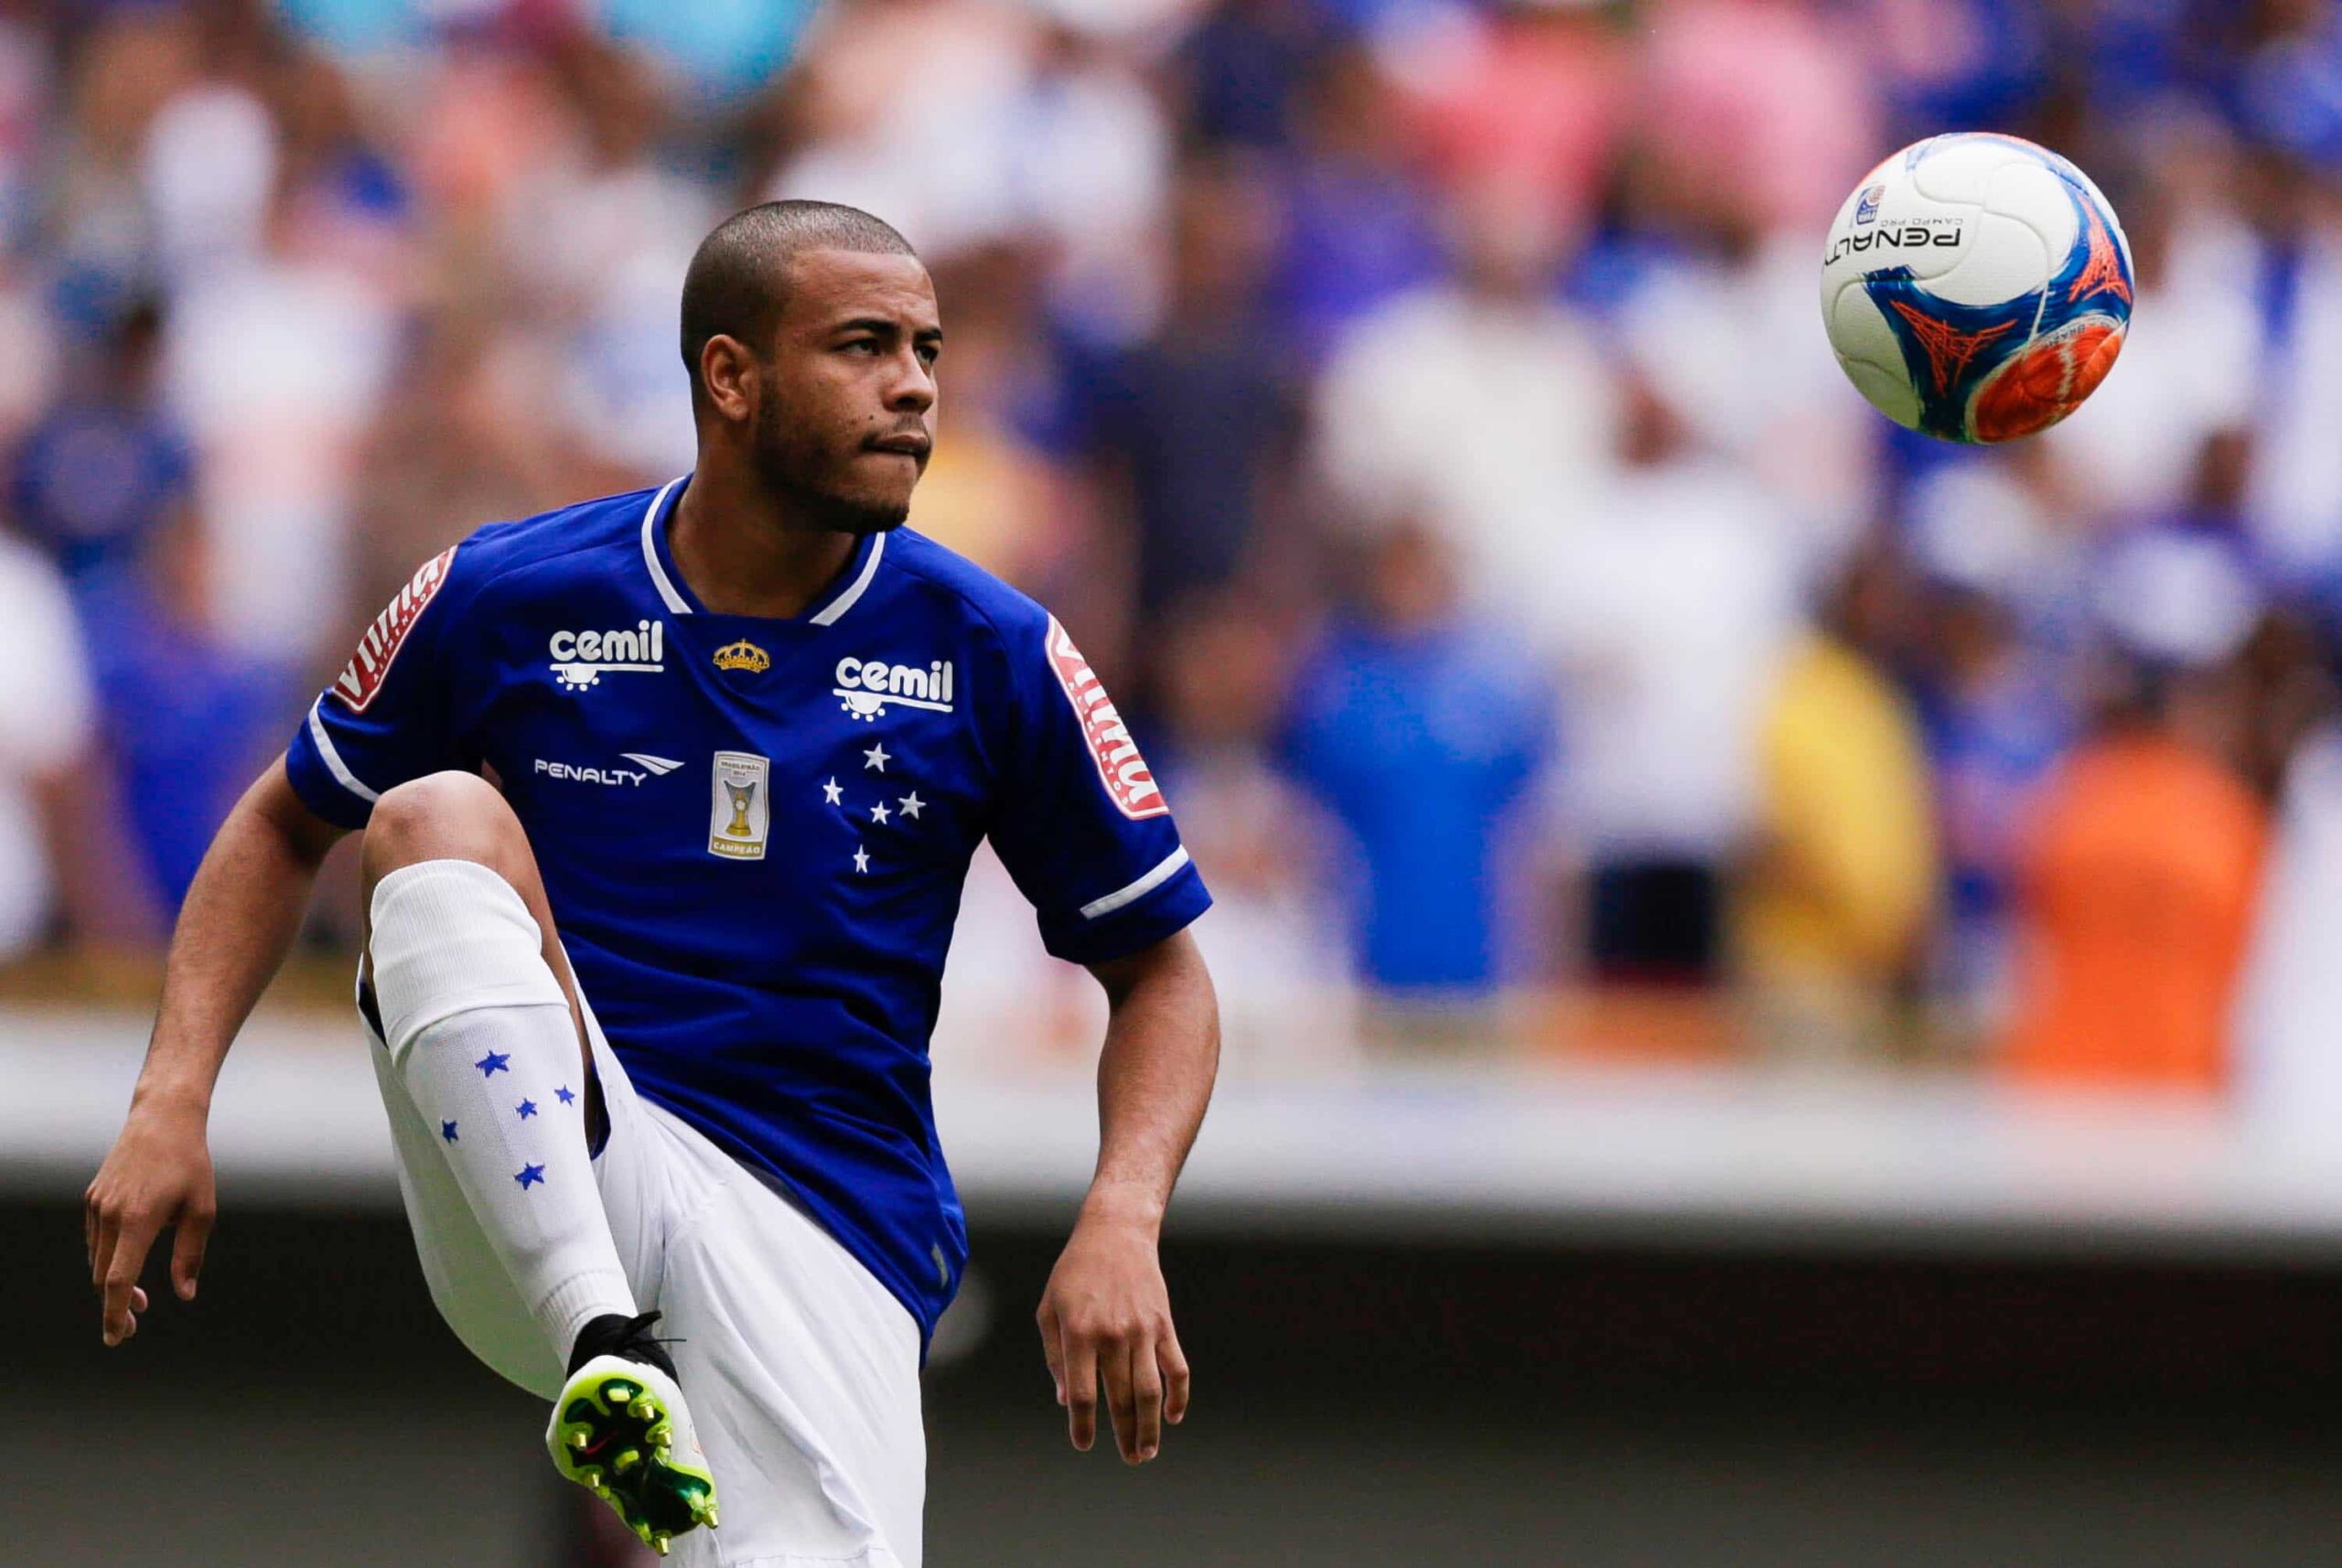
[363,974,928,1568]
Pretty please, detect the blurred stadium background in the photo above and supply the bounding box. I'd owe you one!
[18,0,2342,1562]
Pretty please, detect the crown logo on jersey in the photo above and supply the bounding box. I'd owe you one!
[714,639,771,674]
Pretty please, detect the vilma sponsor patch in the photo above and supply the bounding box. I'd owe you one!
[331,546,457,713]
[1044,618,1166,820]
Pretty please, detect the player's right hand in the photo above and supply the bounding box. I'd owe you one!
[84,1098,217,1347]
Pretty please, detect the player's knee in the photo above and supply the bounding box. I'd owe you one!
[363,771,525,886]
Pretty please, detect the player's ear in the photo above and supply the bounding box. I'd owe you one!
[698,334,757,424]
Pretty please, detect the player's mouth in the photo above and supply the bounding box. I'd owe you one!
[865,430,930,460]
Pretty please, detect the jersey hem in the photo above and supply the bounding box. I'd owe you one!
[628,1081,951,1354]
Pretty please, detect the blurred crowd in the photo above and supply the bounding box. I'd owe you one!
[11,0,2342,1103]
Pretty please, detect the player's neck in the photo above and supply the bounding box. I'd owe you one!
[667,470,863,619]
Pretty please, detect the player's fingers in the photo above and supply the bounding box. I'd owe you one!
[1131,1334,1164,1463]
[1036,1302,1067,1405]
[90,1208,120,1297]
[171,1201,214,1301]
[1162,1326,1192,1426]
[101,1213,160,1346]
[1062,1324,1099,1452]
[1101,1334,1140,1465]
[132,1285,148,1314]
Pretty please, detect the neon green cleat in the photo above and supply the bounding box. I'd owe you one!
[546,1353,719,1555]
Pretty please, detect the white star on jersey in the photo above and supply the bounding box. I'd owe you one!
[871,801,890,824]
[822,777,843,805]
[863,743,890,772]
[897,792,924,821]
[853,844,870,874]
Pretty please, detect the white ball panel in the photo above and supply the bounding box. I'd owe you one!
[1906,137,2012,205]
[1827,275,1904,369]
[1825,282,1919,427]
[1841,353,1922,430]
[1982,159,2080,260]
[1924,209,2051,307]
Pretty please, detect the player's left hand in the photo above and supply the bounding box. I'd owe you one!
[1036,1204,1189,1465]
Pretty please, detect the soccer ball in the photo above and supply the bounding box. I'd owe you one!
[1820,134,2133,444]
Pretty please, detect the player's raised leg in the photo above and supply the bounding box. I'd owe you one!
[360,771,717,1554]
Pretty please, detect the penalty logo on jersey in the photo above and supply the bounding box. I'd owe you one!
[331,546,457,713]
[1045,618,1166,820]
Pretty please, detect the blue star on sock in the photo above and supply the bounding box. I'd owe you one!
[555,1085,576,1106]
[475,1050,510,1078]
[440,1120,458,1143]
[516,1098,538,1120]
[515,1163,545,1189]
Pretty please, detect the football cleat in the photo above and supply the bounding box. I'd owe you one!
[546,1313,718,1555]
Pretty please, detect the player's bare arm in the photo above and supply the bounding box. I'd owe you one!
[85,757,346,1345]
[1038,927,1219,1466]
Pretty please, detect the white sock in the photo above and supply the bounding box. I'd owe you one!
[370,858,638,1359]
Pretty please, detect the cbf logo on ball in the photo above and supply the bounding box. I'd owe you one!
[1853,183,1885,225]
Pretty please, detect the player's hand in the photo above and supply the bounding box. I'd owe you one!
[84,1095,217,1347]
[1036,1204,1189,1465]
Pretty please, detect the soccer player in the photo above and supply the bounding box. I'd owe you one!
[83,201,1220,1564]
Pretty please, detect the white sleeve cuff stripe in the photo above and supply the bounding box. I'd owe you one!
[1079,845,1190,922]
[306,700,380,804]
[810,531,886,626]
[639,476,692,615]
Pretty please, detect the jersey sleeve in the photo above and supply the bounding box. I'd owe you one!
[985,610,1210,966]
[283,545,469,829]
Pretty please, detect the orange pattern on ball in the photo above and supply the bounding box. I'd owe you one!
[1971,318,2124,442]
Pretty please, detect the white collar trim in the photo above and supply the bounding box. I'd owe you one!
[639,477,691,615]
[811,531,886,627]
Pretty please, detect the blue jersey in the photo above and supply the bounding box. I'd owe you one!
[286,478,1209,1340]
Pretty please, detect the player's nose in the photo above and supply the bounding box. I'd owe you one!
[885,349,936,413]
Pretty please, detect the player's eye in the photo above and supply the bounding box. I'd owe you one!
[916,343,940,368]
[842,338,882,356]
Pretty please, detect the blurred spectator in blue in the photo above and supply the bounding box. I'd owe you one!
[10,296,193,587]
[1174,0,1335,151]
[1266,48,1444,363]
[1861,0,2050,135]
[1915,578,2073,1029]
[1281,521,1552,1001]
[1892,457,2081,1028]
[1079,154,1301,637]
[76,509,293,920]
[2232,0,2342,171]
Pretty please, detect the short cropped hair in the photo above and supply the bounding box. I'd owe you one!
[679,200,918,407]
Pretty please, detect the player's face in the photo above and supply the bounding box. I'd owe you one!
[752,250,941,534]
